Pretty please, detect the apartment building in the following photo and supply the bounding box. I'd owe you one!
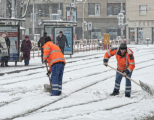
[126,0,154,44]
[22,0,126,40]
[0,0,6,18]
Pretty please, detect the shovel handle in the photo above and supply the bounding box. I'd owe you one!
[45,62,52,89]
[107,65,141,87]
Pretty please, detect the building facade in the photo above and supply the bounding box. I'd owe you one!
[22,0,126,40]
[0,0,6,18]
[126,0,154,44]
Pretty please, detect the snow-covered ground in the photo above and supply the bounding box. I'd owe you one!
[0,45,154,120]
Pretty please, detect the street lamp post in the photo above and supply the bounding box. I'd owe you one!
[117,0,124,41]
[82,0,86,40]
[11,0,15,24]
[32,0,35,35]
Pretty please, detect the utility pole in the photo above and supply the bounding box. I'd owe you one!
[11,0,15,18]
[11,0,15,24]
[71,0,75,36]
[32,0,35,35]
[120,0,124,37]
[82,0,86,40]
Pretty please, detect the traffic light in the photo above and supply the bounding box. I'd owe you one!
[39,10,42,16]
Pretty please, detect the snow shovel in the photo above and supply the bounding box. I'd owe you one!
[44,62,52,93]
[107,65,153,95]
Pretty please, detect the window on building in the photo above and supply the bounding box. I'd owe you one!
[139,5,147,15]
[51,3,63,15]
[88,3,100,16]
[91,29,101,39]
[129,28,135,44]
[107,3,125,16]
[37,4,49,17]
[26,5,32,17]
[137,28,143,44]
[106,28,121,40]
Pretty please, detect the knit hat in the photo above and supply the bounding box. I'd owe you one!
[43,32,47,34]
[45,36,51,43]
[119,43,127,49]
[59,31,63,33]
[25,35,29,39]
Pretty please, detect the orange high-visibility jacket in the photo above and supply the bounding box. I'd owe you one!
[42,41,66,71]
[104,47,135,72]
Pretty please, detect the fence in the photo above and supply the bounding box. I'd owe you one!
[29,39,125,58]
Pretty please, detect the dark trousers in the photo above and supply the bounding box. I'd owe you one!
[59,47,64,55]
[113,71,133,96]
[24,60,29,66]
[1,56,9,66]
[50,62,64,96]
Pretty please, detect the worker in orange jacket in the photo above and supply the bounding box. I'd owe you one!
[103,43,135,97]
[42,36,66,96]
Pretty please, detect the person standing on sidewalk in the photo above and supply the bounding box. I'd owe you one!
[103,43,135,97]
[21,35,32,66]
[38,32,47,63]
[42,36,66,96]
[1,31,10,67]
[56,31,69,54]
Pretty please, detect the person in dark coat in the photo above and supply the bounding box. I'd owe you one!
[1,31,10,67]
[57,31,69,54]
[38,32,47,63]
[21,35,32,66]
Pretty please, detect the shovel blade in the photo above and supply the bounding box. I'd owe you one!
[44,84,52,93]
[139,80,153,95]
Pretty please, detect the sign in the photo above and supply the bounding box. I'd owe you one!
[71,3,74,7]
[103,34,110,44]
[57,10,62,16]
[0,25,20,62]
[54,27,73,55]
[88,22,92,30]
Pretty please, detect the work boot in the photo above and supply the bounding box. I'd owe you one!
[125,94,130,98]
[5,64,9,67]
[1,63,4,67]
[110,92,120,96]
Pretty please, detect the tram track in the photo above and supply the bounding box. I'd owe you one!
[1,61,154,120]
[0,50,153,77]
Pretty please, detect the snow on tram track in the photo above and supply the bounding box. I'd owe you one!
[0,60,154,120]
[0,49,154,119]
[0,56,154,86]
[0,49,153,77]
[0,49,153,81]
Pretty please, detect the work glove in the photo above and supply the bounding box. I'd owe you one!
[103,59,108,67]
[43,59,47,63]
[46,70,51,76]
[123,69,130,77]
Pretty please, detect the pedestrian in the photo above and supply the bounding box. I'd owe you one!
[103,42,135,97]
[57,31,69,54]
[38,32,47,63]
[42,36,66,96]
[21,35,32,66]
[1,31,10,67]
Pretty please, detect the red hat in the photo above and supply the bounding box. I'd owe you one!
[25,35,29,38]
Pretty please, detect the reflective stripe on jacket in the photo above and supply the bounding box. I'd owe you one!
[104,47,135,72]
[42,41,66,71]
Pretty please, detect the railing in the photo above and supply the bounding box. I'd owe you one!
[29,39,124,58]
